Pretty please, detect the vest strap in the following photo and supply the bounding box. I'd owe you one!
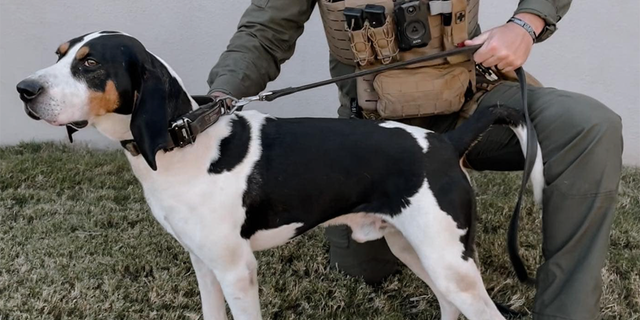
[429,1,452,15]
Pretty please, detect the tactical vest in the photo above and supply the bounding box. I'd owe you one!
[318,0,480,119]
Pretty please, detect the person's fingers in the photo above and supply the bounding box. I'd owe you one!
[482,55,504,68]
[466,24,532,70]
[496,60,511,71]
[465,31,493,63]
[473,42,498,64]
[464,31,490,46]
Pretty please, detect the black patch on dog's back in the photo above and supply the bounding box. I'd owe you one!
[240,117,427,239]
[209,117,251,174]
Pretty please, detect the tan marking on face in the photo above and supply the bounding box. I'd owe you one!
[76,46,90,60]
[89,80,120,116]
[58,42,70,55]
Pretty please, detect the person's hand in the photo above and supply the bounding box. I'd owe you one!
[464,13,545,72]
[210,91,229,100]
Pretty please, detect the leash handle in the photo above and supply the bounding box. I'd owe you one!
[263,44,482,102]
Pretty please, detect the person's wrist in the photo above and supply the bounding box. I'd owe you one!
[513,13,545,37]
[507,16,537,43]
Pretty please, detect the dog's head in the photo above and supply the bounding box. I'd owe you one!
[16,31,194,170]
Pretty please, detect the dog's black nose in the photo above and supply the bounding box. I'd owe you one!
[16,79,44,102]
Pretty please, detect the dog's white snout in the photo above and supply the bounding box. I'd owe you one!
[18,65,92,126]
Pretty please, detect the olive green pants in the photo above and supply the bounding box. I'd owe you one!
[327,72,623,319]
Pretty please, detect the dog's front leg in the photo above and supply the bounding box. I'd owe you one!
[164,212,262,319]
[190,252,228,320]
[207,240,262,320]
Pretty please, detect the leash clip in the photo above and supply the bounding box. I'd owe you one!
[212,91,273,113]
[228,91,274,110]
[213,95,241,114]
[257,91,273,101]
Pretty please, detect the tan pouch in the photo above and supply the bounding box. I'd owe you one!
[450,0,468,44]
[373,63,471,119]
[318,0,395,66]
[441,0,469,64]
[367,15,399,64]
[349,25,376,66]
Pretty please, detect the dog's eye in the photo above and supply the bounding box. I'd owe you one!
[84,59,98,68]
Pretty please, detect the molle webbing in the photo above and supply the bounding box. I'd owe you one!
[318,1,354,65]
[318,0,480,120]
[317,0,480,66]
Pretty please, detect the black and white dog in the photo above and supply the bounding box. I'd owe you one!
[16,31,543,320]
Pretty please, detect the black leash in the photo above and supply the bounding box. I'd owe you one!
[261,44,482,102]
[508,67,538,285]
[227,44,482,108]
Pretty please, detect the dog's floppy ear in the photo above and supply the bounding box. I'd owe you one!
[130,67,169,171]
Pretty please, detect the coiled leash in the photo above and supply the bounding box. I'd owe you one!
[186,44,538,288]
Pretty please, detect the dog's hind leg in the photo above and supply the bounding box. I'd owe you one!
[393,218,503,319]
[389,186,505,320]
[384,227,460,320]
[190,252,228,320]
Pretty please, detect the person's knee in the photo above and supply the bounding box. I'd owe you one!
[549,93,622,155]
[574,97,622,153]
[541,92,623,194]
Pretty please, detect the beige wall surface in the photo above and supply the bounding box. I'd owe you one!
[1,0,638,165]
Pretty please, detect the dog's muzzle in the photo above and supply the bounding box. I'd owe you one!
[17,79,45,120]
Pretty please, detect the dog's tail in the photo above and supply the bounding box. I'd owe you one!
[444,105,544,285]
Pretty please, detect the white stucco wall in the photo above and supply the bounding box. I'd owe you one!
[1,0,638,165]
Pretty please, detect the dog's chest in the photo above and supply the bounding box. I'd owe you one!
[132,159,254,251]
[127,112,267,244]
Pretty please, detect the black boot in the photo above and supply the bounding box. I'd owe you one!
[325,225,399,285]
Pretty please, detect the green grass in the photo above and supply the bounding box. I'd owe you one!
[0,142,638,319]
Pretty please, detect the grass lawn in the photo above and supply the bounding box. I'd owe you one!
[1,142,638,319]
